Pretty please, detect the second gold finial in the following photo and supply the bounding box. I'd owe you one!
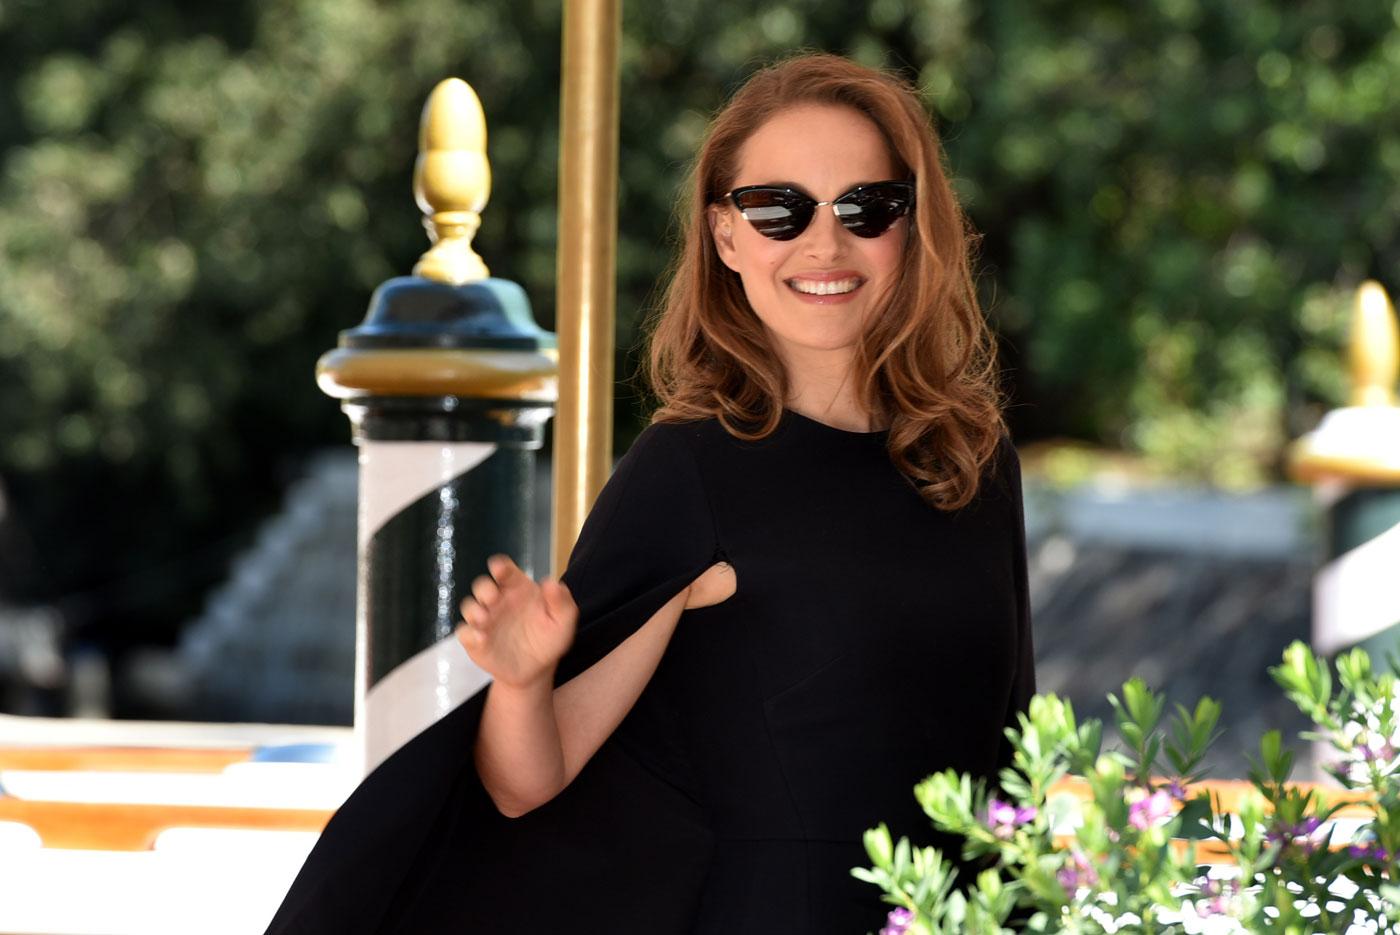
[1351,280,1399,408]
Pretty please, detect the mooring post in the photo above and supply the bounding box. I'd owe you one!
[316,78,557,775]
[1290,281,1400,735]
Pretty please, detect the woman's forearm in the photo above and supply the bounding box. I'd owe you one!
[471,578,706,818]
[474,675,566,818]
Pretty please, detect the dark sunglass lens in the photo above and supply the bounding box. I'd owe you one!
[835,184,913,238]
[734,190,812,240]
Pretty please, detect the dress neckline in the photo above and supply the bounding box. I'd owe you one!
[781,407,889,439]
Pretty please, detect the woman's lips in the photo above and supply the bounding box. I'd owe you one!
[784,275,868,305]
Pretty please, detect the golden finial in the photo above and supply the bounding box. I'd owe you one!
[1350,280,1398,408]
[412,78,491,284]
[1288,279,1400,484]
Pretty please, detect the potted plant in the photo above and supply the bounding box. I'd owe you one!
[855,642,1400,933]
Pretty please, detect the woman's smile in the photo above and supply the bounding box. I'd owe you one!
[785,271,866,302]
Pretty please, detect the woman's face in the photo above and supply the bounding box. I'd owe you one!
[708,103,908,372]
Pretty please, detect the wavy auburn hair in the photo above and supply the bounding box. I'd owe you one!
[642,52,1007,510]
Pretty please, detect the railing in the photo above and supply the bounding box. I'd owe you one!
[0,716,353,935]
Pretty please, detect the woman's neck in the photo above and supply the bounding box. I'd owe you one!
[785,397,883,432]
[783,369,882,433]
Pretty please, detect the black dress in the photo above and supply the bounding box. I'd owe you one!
[265,409,1035,935]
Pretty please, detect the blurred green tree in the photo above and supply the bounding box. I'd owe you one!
[0,0,1394,660]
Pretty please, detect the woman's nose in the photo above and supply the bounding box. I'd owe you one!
[801,206,847,258]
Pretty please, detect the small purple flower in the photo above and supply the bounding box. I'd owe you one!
[1057,848,1099,894]
[1265,816,1325,856]
[1194,876,1240,916]
[1340,728,1399,781]
[1360,737,1397,763]
[1165,779,1188,801]
[1128,789,1176,830]
[879,907,915,935]
[983,797,1037,839]
[1347,840,1391,862]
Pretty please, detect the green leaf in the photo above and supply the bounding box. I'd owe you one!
[1335,648,1372,692]
[864,822,894,870]
[997,769,1032,802]
[1260,728,1281,765]
[1165,696,1225,779]
[1271,641,1333,722]
[1261,729,1294,785]
[1121,677,1165,733]
[1174,794,1216,840]
[1072,719,1104,771]
[1141,735,1162,776]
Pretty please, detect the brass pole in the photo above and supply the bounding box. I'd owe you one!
[553,0,622,575]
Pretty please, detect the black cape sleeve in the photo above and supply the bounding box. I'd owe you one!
[994,435,1037,778]
[264,422,721,934]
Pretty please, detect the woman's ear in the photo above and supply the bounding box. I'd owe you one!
[707,206,741,273]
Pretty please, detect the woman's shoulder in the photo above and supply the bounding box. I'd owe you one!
[620,416,751,508]
[992,430,1021,473]
[979,430,1024,509]
[630,415,727,458]
[608,417,726,498]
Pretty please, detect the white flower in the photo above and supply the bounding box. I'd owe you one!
[1177,900,1248,935]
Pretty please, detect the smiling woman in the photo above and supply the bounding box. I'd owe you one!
[266,51,1030,935]
[647,53,1005,493]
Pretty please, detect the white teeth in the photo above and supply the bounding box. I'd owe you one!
[787,277,862,295]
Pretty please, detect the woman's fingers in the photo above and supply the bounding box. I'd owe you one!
[488,553,528,588]
[455,621,481,648]
[456,561,569,684]
[458,557,531,633]
[540,578,576,624]
[459,597,491,629]
[470,573,500,606]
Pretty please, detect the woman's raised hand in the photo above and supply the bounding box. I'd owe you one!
[455,554,579,690]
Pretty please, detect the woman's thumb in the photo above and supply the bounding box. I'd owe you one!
[541,577,575,619]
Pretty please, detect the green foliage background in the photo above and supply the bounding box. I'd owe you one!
[0,0,1396,653]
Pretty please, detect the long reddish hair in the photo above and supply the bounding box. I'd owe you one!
[642,52,1006,510]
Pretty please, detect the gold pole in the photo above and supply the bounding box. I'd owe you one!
[553,0,622,576]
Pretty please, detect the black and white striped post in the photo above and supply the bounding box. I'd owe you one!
[1291,281,1400,673]
[316,79,557,776]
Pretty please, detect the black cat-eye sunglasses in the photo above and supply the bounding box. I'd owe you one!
[712,180,915,241]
